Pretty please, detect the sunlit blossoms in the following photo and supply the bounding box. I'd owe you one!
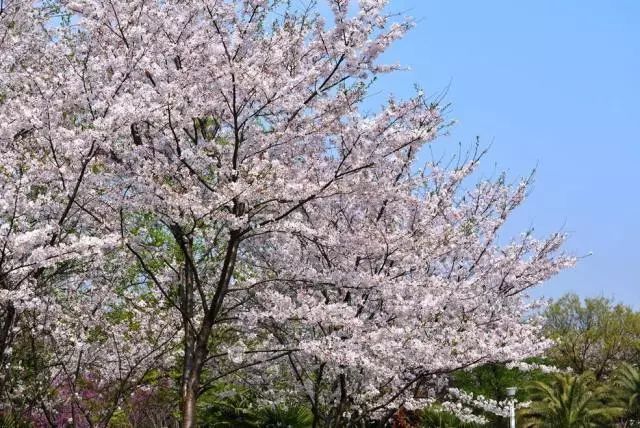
[0,0,573,426]
[506,360,572,374]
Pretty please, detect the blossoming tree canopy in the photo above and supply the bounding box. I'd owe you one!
[0,0,574,426]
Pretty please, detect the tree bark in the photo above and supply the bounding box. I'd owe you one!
[0,302,15,356]
[0,302,16,396]
[180,332,211,428]
[179,234,240,428]
[180,366,200,428]
[180,333,197,428]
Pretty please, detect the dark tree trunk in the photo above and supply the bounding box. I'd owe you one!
[180,365,200,428]
[0,302,16,396]
[179,234,240,428]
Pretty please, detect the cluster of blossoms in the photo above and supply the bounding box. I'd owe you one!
[447,388,511,418]
[440,402,490,425]
[439,387,533,425]
[506,361,572,374]
[0,0,573,426]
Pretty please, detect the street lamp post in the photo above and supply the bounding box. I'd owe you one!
[506,387,518,428]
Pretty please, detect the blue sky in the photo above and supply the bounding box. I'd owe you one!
[372,1,640,305]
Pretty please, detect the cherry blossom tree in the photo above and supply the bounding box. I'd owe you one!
[0,3,176,423]
[0,0,118,402]
[1,0,573,426]
[238,154,572,425]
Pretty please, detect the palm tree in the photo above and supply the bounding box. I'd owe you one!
[520,372,622,428]
[0,413,31,428]
[254,404,313,428]
[614,363,640,421]
[199,389,313,428]
[419,407,482,428]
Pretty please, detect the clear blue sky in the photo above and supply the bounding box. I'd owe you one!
[372,1,640,305]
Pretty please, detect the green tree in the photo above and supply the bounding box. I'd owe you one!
[520,372,622,428]
[419,407,481,428]
[449,360,553,427]
[452,360,551,403]
[544,294,640,379]
[614,363,640,422]
[197,384,312,428]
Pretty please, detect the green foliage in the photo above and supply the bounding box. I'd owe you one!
[520,372,622,428]
[452,359,552,403]
[197,384,312,427]
[419,407,482,428]
[199,386,256,427]
[449,359,553,426]
[544,294,640,379]
[615,363,640,420]
[106,408,129,428]
[0,413,30,428]
[253,404,313,428]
